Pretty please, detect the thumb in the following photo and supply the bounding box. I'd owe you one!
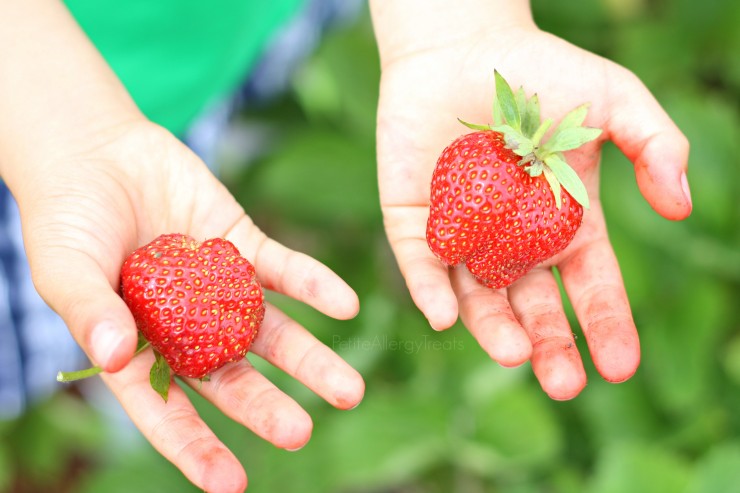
[605,68,692,221]
[30,248,138,372]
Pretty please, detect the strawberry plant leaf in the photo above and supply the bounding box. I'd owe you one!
[542,126,602,154]
[150,351,172,402]
[552,103,590,133]
[458,118,492,131]
[542,166,563,209]
[492,96,503,127]
[521,93,541,137]
[494,70,521,132]
[515,87,527,121]
[490,124,533,155]
[136,332,150,352]
[544,154,590,209]
[531,117,554,147]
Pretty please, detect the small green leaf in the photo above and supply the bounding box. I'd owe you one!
[492,97,503,126]
[457,118,491,131]
[515,87,527,120]
[135,333,151,356]
[542,166,563,209]
[552,103,590,133]
[150,351,172,402]
[490,124,533,154]
[542,126,602,153]
[531,117,554,147]
[544,154,590,209]
[512,140,534,157]
[521,93,541,137]
[524,159,544,177]
[494,70,521,131]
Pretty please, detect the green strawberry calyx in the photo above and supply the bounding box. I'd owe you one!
[459,70,601,209]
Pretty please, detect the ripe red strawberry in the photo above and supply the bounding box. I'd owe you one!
[57,233,264,401]
[121,234,264,397]
[427,71,601,289]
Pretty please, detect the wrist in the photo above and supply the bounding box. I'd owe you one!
[370,0,535,67]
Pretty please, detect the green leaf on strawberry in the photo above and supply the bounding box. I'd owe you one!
[544,154,590,209]
[486,70,601,210]
[150,350,172,402]
[521,93,541,137]
[494,70,522,132]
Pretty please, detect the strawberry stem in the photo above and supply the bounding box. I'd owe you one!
[57,366,103,382]
[56,339,151,383]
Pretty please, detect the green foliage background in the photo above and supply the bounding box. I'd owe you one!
[1,0,738,491]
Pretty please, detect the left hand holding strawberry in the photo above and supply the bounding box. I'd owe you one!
[371,0,692,400]
[6,119,364,493]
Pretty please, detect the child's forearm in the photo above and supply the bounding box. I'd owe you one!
[0,0,142,194]
[369,0,535,66]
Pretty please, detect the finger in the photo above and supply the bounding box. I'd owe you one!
[605,67,692,221]
[102,352,247,493]
[508,268,587,400]
[383,206,459,330]
[225,217,360,320]
[30,247,138,372]
[185,359,313,451]
[450,266,531,367]
[250,303,365,410]
[558,235,640,383]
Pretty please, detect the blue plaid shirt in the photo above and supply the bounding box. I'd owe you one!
[0,184,83,419]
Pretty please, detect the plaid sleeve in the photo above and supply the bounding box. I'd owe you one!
[0,183,83,419]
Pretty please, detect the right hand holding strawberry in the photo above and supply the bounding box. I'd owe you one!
[370,0,692,400]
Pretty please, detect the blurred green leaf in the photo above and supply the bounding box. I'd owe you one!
[292,13,379,141]
[9,392,105,487]
[722,333,740,387]
[685,442,740,493]
[576,377,662,448]
[468,385,563,471]
[587,441,692,493]
[641,275,731,416]
[319,390,449,491]
[238,128,380,227]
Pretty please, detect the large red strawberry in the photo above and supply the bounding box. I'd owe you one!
[427,71,601,289]
[120,234,264,396]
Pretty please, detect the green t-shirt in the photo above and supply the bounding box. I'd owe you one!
[65,0,302,135]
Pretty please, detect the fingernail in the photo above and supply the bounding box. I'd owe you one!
[91,321,124,369]
[285,445,305,452]
[680,172,692,212]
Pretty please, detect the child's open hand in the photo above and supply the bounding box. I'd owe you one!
[371,0,692,400]
[19,120,364,493]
